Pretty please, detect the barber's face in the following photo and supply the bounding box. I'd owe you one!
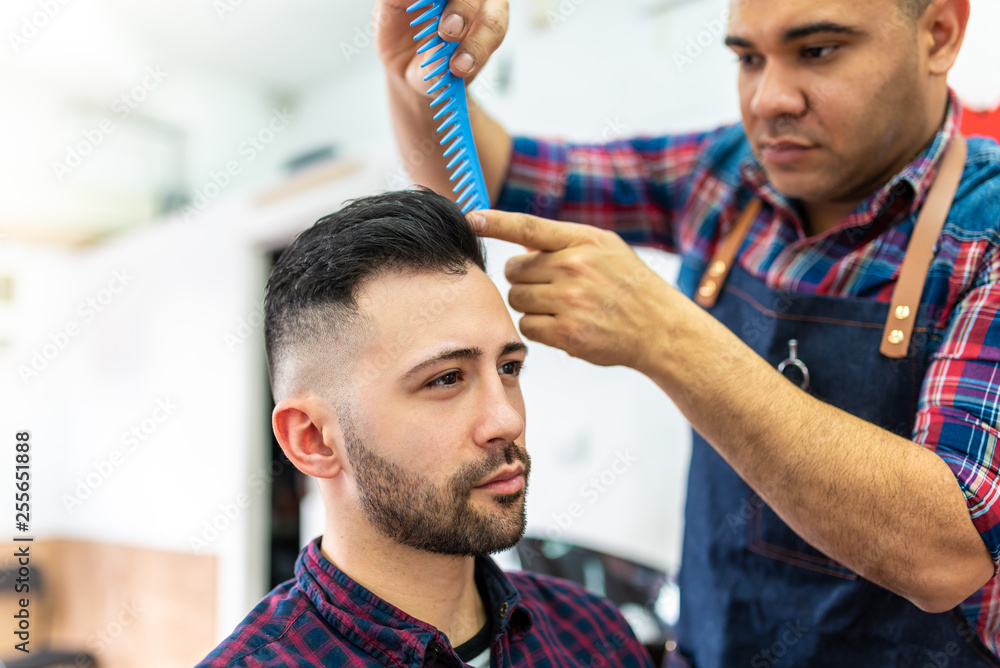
[728,0,930,206]
[342,266,529,556]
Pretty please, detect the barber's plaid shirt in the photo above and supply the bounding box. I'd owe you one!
[196,538,653,667]
[496,94,1000,657]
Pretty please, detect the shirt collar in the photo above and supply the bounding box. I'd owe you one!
[295,538,533,663]
[880,90,962,217]
[739,90,962,231]
[475,552,533,640]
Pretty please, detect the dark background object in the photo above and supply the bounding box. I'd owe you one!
[267,248,306,590]
[516,538,676,666]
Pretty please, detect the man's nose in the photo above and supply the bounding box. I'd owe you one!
[473,378,525,447]
[749,61,807,121]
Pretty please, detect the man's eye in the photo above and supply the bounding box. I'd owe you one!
[429,371,463,387]
[802,45,837,60]
[500,361,524,377]
[737,53,763,67]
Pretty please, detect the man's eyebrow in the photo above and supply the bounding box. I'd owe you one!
[724,22,863,49]
[500,341,528,358]
[783,21,864,42]
[402,347,482,382]
[400,342,526,382]
[724,35,754,49]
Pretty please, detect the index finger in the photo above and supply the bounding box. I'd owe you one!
[467,209,590,252]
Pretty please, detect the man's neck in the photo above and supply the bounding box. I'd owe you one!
[320,529,489,648]
[801,199,862,237]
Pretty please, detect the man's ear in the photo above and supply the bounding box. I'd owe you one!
[923,0,970,75]
[272,396,345,478]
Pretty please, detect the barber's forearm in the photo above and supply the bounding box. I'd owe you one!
[639,298,994,611]
[468,97,513,206]
[385,74,512,204]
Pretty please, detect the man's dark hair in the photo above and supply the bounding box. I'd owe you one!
[264,187,486,400]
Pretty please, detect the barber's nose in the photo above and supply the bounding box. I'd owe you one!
[749,63,806,120]
[474,379,525,447]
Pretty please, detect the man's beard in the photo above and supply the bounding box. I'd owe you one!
[343,422,531,557]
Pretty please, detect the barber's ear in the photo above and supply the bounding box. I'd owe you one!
[923,0,970,75]
[272,396,345,478]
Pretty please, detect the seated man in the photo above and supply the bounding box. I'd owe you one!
[197,188,654,667]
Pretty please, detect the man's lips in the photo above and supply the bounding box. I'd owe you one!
[475,463,525,494]
[759,137,818,163]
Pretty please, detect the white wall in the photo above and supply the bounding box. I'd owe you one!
[952,1,1000,111]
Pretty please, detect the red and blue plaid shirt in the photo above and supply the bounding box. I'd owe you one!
[495,94,1000,657]
[196,538,654,667]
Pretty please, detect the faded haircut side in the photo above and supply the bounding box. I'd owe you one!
[264,187,487,402]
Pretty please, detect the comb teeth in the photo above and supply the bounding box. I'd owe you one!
[406,0,490,214]
[446,148,467,170]
[416,35,445,56]
[413,20,439,41]
[431,99,455,119]
[409,7,438,26]
[422,59,450,82]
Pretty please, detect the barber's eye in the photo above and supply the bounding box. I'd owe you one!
[429,371,463,387]
[802,45,837,60]
[500,361,524,377]
[736,53,763,68]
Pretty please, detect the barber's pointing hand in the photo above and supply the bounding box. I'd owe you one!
[468,210,676,370]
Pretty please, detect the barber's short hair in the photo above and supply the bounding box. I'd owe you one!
[264,187,486,400]
[900,0,933,19]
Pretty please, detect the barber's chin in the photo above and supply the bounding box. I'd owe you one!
[760,172,829,203]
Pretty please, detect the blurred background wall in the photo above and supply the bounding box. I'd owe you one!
[0,0,998,665]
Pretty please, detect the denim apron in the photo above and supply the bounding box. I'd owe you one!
[672,137,1000,667]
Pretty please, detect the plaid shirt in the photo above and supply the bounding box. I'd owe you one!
[495,94,1000,657]
[196,538,654,667]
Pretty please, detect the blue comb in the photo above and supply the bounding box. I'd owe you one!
[406,0,490,214]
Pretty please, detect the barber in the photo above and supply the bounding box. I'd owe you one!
[376,0,1000,664]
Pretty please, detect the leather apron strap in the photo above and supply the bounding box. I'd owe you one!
[693,135,968,359]
[880,135,967,358]
[694,199,760,308]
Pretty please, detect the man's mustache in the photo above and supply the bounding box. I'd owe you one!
[454,441,531,491]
